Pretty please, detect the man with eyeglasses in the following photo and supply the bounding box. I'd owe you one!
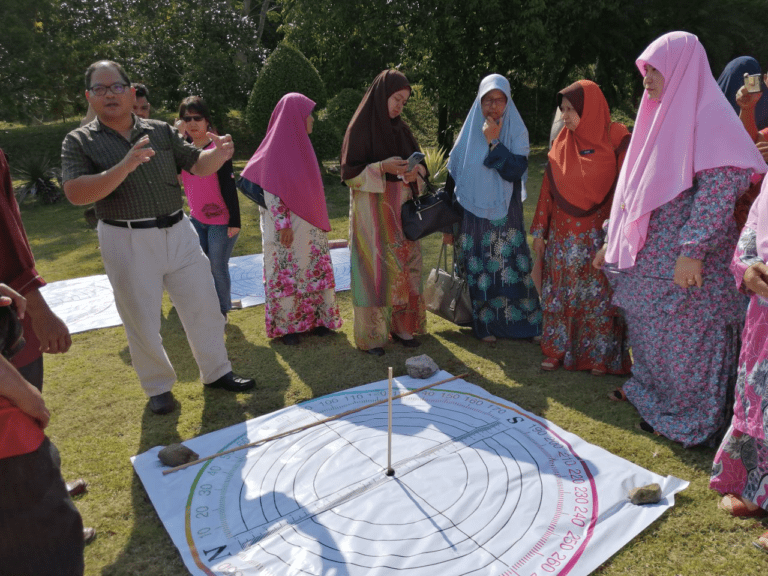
[61,60,255,415]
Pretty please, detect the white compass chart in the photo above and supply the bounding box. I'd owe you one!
[132,371,688,576]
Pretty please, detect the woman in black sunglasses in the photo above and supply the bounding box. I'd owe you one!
[177,96,242,322]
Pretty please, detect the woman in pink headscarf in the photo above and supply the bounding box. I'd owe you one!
[240,93,342,345]
[594,32,767,446]
[709,176,768,545]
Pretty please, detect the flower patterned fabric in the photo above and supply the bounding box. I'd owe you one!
[531,181,631,374]
[607,166,751,447]
[710,222,768,510]
[260,190,342,338]
[455,195,541,340]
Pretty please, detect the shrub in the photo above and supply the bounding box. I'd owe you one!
[320,88,364,134]
[423,146,448,186]
[13,153,63,205]
[311,88,364,162]
[401,86,439,150]
[310,117,342,162]
[246,43,327,137]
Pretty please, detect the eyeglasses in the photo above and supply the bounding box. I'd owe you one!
[481,96,507,108]
[182,115,204,123]
[89,83,129,96]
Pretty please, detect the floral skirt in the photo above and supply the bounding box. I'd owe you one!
[710,423,768,511]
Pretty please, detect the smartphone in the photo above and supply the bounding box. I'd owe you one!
[406,151,425,171]
[744,73,762,94]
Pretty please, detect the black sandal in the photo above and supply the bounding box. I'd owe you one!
[637,419,662,436]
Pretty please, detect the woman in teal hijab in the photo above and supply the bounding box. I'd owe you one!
[445,74,542,342]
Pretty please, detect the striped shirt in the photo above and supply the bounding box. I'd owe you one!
[61,116,201,220]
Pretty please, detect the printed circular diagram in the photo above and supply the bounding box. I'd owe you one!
[183,381,598,576]
[40,275,122,333]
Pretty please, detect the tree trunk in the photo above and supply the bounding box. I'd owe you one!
[437,101,452,150]
[256,0,272,46]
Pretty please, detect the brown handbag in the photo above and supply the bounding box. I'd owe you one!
[423,243,473,326]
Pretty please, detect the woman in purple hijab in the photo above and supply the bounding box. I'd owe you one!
[241,93,343,345]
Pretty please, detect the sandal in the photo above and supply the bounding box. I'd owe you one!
[637,420,662,437]
[541,357,560,371]
[719,494,768,518]
[608,388,627,402]
[591,368,607,376]
[754,530,768,553]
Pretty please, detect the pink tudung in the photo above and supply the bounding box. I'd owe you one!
[240,93,331,232]
[606,31,767,269]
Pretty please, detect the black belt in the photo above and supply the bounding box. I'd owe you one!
[102,211,183,229]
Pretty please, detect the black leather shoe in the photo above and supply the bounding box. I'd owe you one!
[205,371,255,392]
[391,333,421,348]
[148,391,175,415]
[365,347,385,357]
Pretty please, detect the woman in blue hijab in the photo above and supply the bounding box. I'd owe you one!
[717,56,768,131]
[444,74,542,342]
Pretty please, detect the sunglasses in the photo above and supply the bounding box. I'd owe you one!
[182,115,204,122]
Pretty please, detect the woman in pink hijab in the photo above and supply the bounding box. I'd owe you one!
[240,93,342,345]
[709,176,768,547]
[595,32,767,446]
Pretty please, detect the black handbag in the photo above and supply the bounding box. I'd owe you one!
[401,178,463,241]
[236,175,266,209]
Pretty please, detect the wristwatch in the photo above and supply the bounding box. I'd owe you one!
[489,138,500,149]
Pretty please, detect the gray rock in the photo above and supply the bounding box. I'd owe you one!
[406,354,439,379]
[629,483,662,505]
[158,443,199,467]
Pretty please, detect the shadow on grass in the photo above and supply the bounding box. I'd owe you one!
[102,311,295,574]
[102,406,188,574]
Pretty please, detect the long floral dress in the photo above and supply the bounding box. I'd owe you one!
[531,177,631,374]
[607,166,752,447]
[346,163,426,350]
[260,190,342,338]
[710,222,768,511]
[453,145,541,340]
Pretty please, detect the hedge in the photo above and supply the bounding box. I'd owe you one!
[246,43,326,138]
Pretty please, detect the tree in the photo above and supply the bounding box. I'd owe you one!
[0,0,118,122]
[280,0,408,92]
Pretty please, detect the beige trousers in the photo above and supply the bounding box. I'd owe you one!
[97,215,231,397]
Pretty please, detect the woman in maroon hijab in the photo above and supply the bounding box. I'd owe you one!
[341,70,427,357]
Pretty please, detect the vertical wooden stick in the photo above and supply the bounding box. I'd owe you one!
[386,366,395,476]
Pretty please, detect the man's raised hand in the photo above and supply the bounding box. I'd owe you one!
[123,136,155,172]
[207,132,235,161]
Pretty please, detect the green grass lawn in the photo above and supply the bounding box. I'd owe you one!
[17,149,767,575]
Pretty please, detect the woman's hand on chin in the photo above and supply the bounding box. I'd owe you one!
[482,115,501,144]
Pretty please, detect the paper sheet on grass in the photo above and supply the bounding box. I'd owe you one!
[132,371,688,576]
[40,247,351,334]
